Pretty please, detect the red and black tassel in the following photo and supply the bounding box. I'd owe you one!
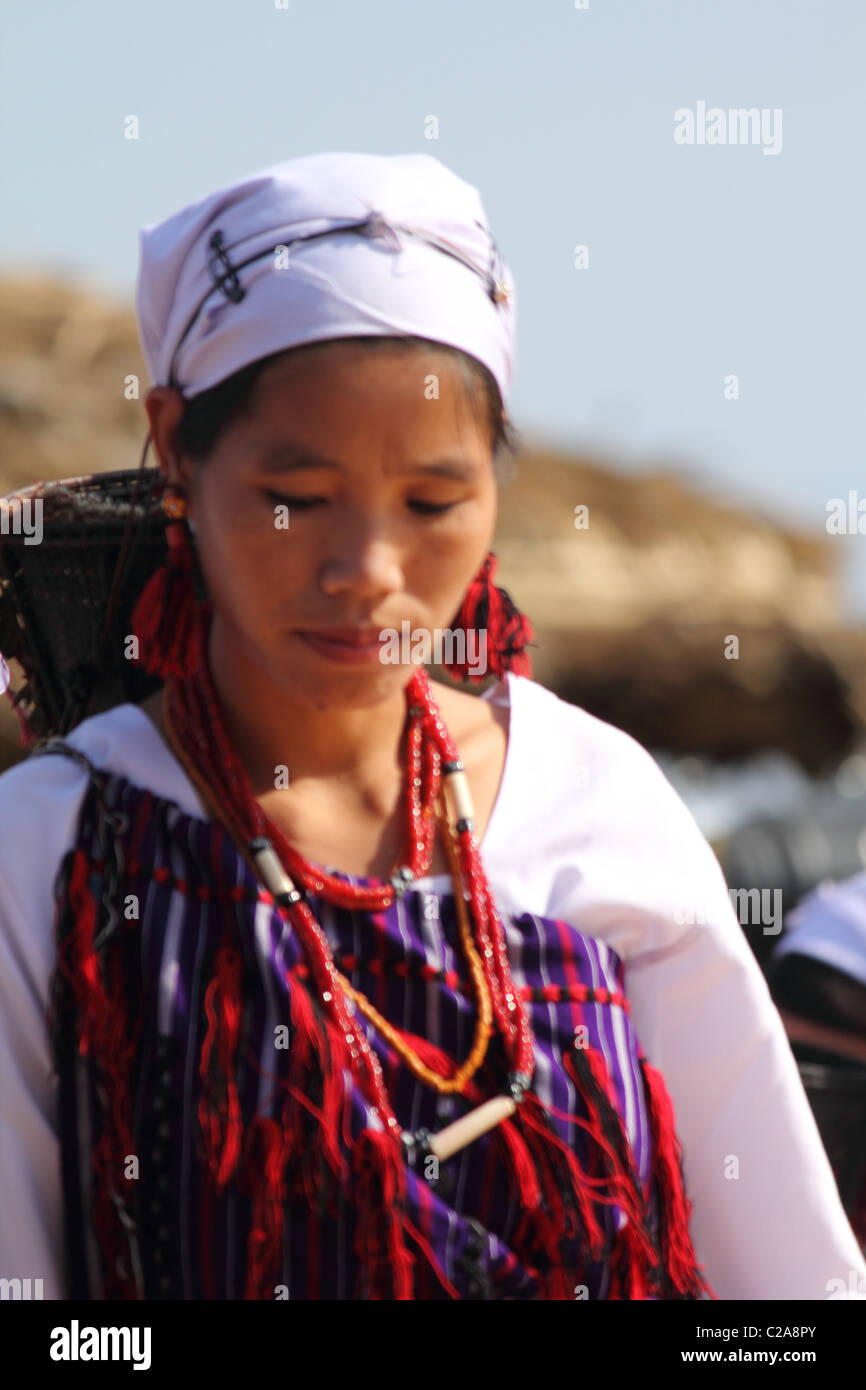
[443,551,535,684]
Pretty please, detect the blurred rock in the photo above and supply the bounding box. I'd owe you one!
[493,448,858,774]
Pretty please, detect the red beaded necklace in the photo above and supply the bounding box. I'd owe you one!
[161,600,537,1160]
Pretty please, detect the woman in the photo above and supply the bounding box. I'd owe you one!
[0,151,863,1300]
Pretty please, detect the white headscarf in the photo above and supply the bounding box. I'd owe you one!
[135,151,516,404]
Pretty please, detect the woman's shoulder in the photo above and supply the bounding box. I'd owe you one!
[0,701,179,834]
[506,671,679,795]
[435,668,691,818]
[485,673,732,943]
[434,667,652,755]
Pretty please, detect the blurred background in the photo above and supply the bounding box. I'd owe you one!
[1,0,865,1252]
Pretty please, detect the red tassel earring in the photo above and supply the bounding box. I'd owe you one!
[130,488,199,679]
[442,551,535,685]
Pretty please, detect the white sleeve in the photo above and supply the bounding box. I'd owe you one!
[544,707,866,1300]
[0,750,92,1300]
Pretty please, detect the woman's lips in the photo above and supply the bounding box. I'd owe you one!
[296,628,387,664]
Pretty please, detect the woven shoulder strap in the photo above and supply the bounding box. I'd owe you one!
[28,735,101,781]
[30,736,131,953]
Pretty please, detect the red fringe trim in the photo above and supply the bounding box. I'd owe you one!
[608,1216,653,1299]
[235,968,354,1298]
[241,1116,289,1300]
[639,1056,717,1300]
[56,847,715,1301]
[55,848,140,1297]
[198,943,244,1189]
[279,968,352,1202]
[562,1046,661,1277]
[352,1129,415,1299]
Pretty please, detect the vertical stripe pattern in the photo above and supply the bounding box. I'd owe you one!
[51,765,670,1301]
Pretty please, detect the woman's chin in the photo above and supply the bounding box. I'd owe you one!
[276,644,419,706]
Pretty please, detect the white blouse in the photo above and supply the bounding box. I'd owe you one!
[0,670,864,1300]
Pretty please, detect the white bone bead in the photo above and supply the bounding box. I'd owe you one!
[252,842,297,896]
[444,768,475,823]
[428,1095,517,1161]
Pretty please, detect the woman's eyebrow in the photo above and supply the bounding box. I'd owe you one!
[253,443,478,479]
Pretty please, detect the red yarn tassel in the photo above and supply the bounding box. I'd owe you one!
[198,943,245,1189]
[562,1047,656,1250]
[242,1116,289,1300]
[57,850,101,1058]
[639,1057,716,1299]
[130,520,198,678]
[608,1216,653,1300]
[237,969,354,1299]
[352,1128,415,1299]
[492,1110,543,1212]
[55,848,141,1297]
[281,968,350,1200]
[518,1092,608,1259]
[443,552,535,684]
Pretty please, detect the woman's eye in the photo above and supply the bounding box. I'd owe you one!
[264,491,326,510]
[408,499,459,515]
[262,491,458,516]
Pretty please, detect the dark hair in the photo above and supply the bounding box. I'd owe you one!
[173,335,520,479]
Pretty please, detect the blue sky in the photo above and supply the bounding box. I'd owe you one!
[3,0,866,614]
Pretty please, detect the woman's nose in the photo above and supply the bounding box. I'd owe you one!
[317,518,404,601]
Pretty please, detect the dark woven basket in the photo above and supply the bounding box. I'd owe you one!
[0,467,198,741]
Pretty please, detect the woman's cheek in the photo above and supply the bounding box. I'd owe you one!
[194,499,270,602]
[209,488,292,561]
[408,543,489,628]
[421,507,491,570]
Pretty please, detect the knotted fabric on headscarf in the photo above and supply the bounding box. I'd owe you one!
[135,150,516,403]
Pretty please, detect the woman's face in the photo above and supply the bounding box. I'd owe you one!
[154,341,498,708]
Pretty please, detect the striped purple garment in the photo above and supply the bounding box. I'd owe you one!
[47,750,676,1301]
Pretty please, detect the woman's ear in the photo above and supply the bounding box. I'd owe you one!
[143,386,194,493]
